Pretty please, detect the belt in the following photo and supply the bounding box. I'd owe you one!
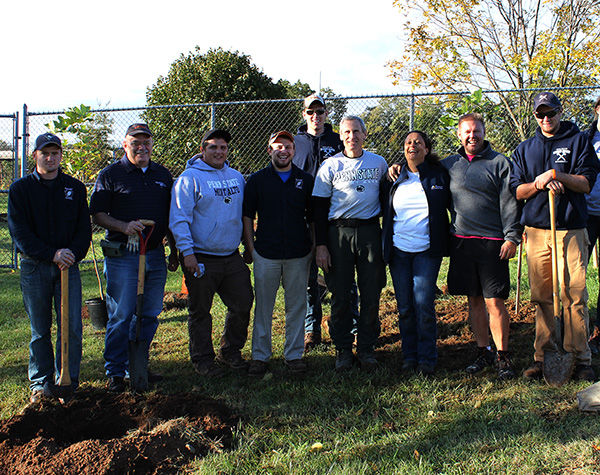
[192,250,239,259]
[330,217,379,228]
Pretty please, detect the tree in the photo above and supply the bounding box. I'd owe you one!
[389,0,600,140]
[145,48,312,175]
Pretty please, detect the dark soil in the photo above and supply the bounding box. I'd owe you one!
[0,391,237,474]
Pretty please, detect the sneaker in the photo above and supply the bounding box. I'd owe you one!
[496,353,516,380]
[335,349,354,372]
[304,332,321,352]
[107,376,126,393]
[285,359,308,374]
[358,352,378,371]
[401,359,417,373]
[29,388,46,404]
[573,364,596,382]
[417,362,435,375]
[194,361,226,377]
[216,352,248,370]
[248,360,268,377]
[466,348,495,374]
[523,361,543,380]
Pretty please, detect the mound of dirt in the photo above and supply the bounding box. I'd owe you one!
[0,390,237,474]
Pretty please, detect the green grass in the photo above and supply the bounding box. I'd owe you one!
[1,255,600,473]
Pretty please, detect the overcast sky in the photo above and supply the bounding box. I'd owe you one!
[2,0,406,113]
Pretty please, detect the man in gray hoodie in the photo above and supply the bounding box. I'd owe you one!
[169,129,253,377]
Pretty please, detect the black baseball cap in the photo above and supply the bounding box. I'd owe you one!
[201,129,232,145]
[34,133,62,151]
[533,92,562,111]
[125,123,153,137]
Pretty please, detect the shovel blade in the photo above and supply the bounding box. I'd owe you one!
[128,340,149,393]
[543,349,575,387]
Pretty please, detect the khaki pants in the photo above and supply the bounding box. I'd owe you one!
[525,226,591,364]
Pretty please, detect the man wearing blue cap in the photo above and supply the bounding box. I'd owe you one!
[511,92,600,382]
[8,133,91,403]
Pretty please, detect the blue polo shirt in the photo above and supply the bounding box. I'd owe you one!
[243,163,314,259]
[90,155,173,249]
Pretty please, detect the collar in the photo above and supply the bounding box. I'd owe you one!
[120,154,156,173]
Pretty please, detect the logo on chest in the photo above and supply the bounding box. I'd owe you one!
[553,147,571,163]
[64,187,73,200]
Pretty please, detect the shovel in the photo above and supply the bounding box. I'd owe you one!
[543,190,575,387]
[128,219,155,393]
[44,268,74,400]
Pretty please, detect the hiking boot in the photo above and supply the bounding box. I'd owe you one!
[401,359,417,373]
[29,388,46,404]
[358,352,378,371]
[523,361,543,380]
[573,364,596,382]
[285,359,308,375]
[216,352,248,371]
[466,348,496,374]
[107,376,126,393]
[335,349,354,372]
[304,332,321,352]
[194,361,226,377]
[248,360,268,377]
[496,353,516,380]
[417,362,435,376]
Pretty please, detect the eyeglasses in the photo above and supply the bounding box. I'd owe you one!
[305,109,326,116]
[534,109,560,119]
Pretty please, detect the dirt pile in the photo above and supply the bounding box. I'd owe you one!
[0,390,237,474]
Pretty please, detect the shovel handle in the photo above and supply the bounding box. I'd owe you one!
[59,268,71,386]
[549,191,560,319]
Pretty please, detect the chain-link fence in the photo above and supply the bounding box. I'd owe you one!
[4,85,600,268]
[0,113,18,268]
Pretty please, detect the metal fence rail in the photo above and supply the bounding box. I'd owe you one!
[2,86,599,268]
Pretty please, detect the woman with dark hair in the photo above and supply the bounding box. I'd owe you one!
[381,131,451,375]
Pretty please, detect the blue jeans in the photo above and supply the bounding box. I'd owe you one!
[20,258,82,391]
[388,247,442,366]
[104,246,167,377]
[304,258,361,336]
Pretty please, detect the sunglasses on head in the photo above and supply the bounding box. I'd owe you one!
[534,109,560,119]
[305,109,326,116]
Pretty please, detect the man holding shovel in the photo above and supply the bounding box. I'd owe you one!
[8,133,91,403]
[511,92,600,382]
[90,123,178,392]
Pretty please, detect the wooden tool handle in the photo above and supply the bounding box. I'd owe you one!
[59,268,71,386]
[139,219,155,227]
[549,191,560,319]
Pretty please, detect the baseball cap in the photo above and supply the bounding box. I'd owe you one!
[303,93,326,109]
[533,92,562,111]
[201,129,232,144]
[34,133,62,151]
[268,131,295,146]
[125,123,153,137]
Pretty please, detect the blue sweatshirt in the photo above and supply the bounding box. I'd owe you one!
[169,155,245,256]
[510,121,600,229]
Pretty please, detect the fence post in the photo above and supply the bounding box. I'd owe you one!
[409,94,415,131]
[210,104,216,129]
[12,111,19,269]
[21,104,28,178]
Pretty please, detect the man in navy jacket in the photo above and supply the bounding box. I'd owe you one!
[511,92,600,382]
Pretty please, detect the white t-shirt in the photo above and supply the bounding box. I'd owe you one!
[392,171,430,252]
[312,150,388,220]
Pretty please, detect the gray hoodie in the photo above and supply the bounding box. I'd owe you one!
[169,154,245,256]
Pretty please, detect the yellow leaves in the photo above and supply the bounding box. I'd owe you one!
[310,442,323,452]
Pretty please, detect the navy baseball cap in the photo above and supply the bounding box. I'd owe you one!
[201,129,232,144]
[533,92,562,111]
[125,123,153,137]
[34,133,62,151]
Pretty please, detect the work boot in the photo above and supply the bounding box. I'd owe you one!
[417,362,435,376]
[496,352,516,380]
[248,360,268,378]
[523,361,543,380]
[573,364,596,382]
[466,347,495,374]
[29,388,46,404]
[285,358,308,375]
[107,376,126,393]
[401,359,417,373]
[194,361,226,377]
[357,352,378,371]
[304,332,321,352]
[216,352,248,371]
[335,349,354,372]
